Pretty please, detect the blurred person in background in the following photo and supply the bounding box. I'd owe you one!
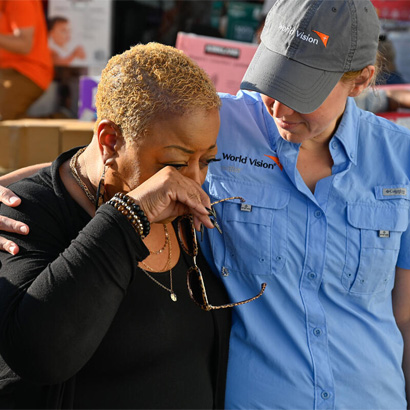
[47,16,86,66]
[355,33,410,114]
[0,0,53,120]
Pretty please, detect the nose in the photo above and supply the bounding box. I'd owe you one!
[272,100,295,118]
[183,163,203,186]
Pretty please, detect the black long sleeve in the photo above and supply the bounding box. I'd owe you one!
[0,148,230,410]
[0,174,148,383]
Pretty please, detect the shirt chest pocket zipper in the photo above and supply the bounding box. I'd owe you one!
[208,177,290,276]
[342,203,409,295]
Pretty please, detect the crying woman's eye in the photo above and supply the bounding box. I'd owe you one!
[163,164,188,170]
[206,158,221,165]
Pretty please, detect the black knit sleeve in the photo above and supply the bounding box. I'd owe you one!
[0,181,149,385]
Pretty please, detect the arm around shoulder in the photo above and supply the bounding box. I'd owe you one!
[0,163,51,186]
[393,266,410,408]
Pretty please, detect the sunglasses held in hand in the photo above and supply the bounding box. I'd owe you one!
[178,196,267,311]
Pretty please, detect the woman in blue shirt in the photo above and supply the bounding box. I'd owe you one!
[199,0,410,409]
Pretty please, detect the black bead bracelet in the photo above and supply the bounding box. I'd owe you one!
[107,193,151,238]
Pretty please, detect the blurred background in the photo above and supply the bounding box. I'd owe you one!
[1,0,410,174]
[31,0,410,120]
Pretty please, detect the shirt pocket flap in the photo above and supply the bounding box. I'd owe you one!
[208,176,290,210]
[347,203,409,232]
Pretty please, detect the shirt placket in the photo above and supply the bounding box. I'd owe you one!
[285,155,335,408]
[300,195,335,409]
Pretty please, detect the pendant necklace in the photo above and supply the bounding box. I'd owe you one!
[139,225,177,302]
[148,224,169,255]
[71,149,176,301]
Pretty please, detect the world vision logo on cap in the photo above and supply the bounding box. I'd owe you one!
[264,155,283,171]
[312,30,329,47]
[278,24,329,48]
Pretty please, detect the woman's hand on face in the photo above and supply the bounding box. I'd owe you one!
[127,167,214,231]
[0,185,29,255]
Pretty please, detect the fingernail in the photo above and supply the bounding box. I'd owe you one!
[8,245,17,255]
[9,196,19,205]
[20,226,28,234]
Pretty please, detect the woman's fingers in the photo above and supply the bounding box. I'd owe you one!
[128,167,214,227]
[0,215,29,235]
[0,185,28,254]
[0,185,21,207]
[0,237,20,255]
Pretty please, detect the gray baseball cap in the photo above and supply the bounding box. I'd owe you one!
[240,0,380,113]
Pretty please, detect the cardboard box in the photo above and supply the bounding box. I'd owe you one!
[0,119,94,172]
[60,121,94,152]
[0,119,61,171]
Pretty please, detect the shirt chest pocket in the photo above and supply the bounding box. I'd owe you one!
[208,177,289,276]
[342,203,409,295]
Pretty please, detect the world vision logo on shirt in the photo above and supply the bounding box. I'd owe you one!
[264,155,283,171]
[221,153,283,171]
[312,30,329,47]
[278,24,329,47]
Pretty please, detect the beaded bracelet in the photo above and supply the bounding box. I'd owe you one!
[107,193,151,238]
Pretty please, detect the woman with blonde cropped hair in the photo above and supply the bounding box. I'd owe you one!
[0,42,235,409]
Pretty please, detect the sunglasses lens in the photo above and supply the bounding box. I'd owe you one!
[187,266,206,306]
[178,217,197,257]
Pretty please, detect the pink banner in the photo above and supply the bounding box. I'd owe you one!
[176,32,257,95]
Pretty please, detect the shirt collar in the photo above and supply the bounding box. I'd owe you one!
[265,94,360,166]
[332,97,360,166]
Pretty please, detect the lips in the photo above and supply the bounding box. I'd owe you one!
[275,118,301,131]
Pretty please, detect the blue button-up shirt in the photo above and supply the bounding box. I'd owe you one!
[201,91,410,409]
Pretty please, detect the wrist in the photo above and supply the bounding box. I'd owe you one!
[107,193,151,238]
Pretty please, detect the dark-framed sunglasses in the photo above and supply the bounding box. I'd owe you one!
[177,196,267,311]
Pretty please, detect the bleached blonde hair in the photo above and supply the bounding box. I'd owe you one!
[95,42,221,143]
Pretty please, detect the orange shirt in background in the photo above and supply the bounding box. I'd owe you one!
[0,0,53,90]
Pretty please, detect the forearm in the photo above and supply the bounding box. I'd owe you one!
[395,319,410,409]
[0,27,34,54]
[0,163,51,186]
[386,89,410,111]
[51,49,77,66]
[393,267,410,408]
[0,204,148,384]
[401,325,410,409]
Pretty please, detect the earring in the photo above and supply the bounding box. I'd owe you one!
[95,158,114,209]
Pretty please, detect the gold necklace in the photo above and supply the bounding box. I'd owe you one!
[139,228,177,302]
[69,147,96,204]
[148,224,169,255]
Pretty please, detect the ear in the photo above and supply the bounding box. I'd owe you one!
[96,120,123,164]
[348,65,376,98]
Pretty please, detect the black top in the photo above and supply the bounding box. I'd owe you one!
[0,148,231,409]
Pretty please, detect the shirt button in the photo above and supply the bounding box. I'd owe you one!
[313,328,322,336]
[321,391,330,400]
[331,141,338,149]
[308,271,317,280]
[314,210,322,218]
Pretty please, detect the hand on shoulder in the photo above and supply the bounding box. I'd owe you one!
[0,185,29,255]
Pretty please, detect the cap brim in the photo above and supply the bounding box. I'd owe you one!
[240,42,343,114]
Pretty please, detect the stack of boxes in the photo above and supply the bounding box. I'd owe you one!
[0,119,94,174]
